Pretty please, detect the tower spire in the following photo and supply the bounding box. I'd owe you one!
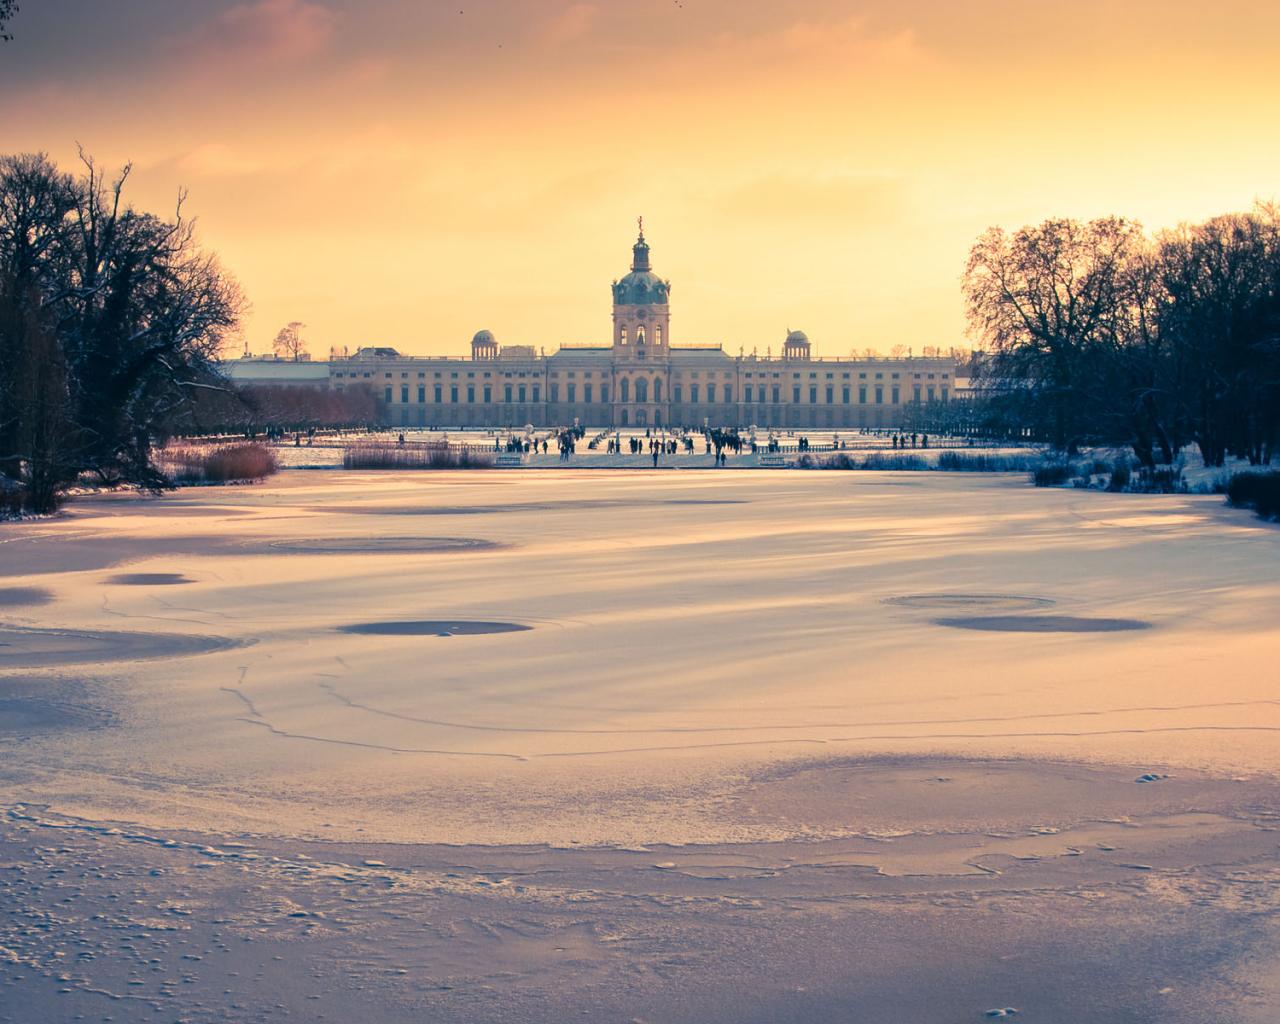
[631,218,651,271]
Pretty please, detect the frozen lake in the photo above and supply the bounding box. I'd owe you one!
[3,470,1279,1023]
[5,469,1278,845]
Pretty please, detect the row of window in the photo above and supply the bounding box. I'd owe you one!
[744,371,950,381]
[618,325,664,346]
[339,368,950,383]
[377,384,548,404]
[371,382,950,405]
[741,384,950,405]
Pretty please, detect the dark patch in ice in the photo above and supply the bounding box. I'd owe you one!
[0,625,243,667]
[315,498,746,516]
[933,615,1151,633]
[0,535,238,576]
[337,620,532,637]
[659,499,748,505]
[0,677,110,734]
[267,536,503,554]
[107,573,195,586]
[131,505,253,517]
[314,504,553,516]
[886,594,1055,611]
[0,586,53,607]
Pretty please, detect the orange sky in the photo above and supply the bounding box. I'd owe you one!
[2,0,1278,358]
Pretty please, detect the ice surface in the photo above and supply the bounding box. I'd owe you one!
[3,469,1280,1022]
[2,469,1278,846]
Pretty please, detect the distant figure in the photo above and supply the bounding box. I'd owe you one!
[652,449,659,468]
[398,433,405,447]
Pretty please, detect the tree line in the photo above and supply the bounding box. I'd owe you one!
[0,151,248,512]
[963,208,1280,467]
[186,382,381,435]
[0,151,377,515]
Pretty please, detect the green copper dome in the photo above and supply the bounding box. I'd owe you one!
[612,228,670,306]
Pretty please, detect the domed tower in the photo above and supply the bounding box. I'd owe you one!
[783,329,811,361]
[471,329,498,361]
[611,220,671,363]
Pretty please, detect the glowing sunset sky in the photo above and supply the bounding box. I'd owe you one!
[2,0,1278,357]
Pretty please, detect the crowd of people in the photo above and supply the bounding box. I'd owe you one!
[435,425,945,467]
[496,435,548,455]
[555,426,585,461]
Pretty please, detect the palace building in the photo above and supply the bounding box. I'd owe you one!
[235,227,958,429]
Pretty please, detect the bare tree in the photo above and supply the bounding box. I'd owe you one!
[1155,208,1280,466]
[273,321,308,361]
[963,217,1144,452]
[0,281,71,511]
[0,150,244,511]
[962,206,1280,467]
[0,1,18,43]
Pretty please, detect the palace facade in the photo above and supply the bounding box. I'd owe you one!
[236,229,958,429]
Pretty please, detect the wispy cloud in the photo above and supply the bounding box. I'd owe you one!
[540,3,601,47]
[175,0,338,67]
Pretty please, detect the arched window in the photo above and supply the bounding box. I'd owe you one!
[637,409,648,426]
[620,326,628,346]
[636,326,646,345]
[620,377,630,403]
[620,408,629,426]
[655,325,663,347]
[653,377,663,402]
[636,377,648,403]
